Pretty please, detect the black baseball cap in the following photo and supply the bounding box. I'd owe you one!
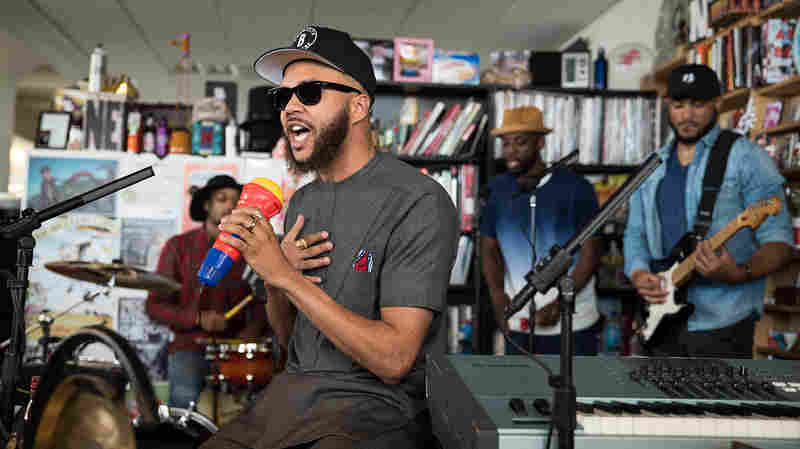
[253,25,376,104]
[667,64,722,101]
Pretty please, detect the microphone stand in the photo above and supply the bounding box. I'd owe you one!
[504,153,661,449]
[526,150,578,352]
[0,166,154,444]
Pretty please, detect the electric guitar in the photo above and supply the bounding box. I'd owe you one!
[637,196,782,349]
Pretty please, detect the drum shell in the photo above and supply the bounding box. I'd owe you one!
[205,340,276,387]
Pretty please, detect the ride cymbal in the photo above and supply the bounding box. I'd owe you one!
[45,261,181,295]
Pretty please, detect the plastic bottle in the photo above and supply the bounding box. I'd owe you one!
[141,115,156,154]
[127,109,142,153]
[225,121,238,156]
[155,116,170,158]
[89,44,106,93]
[594,47,608,90]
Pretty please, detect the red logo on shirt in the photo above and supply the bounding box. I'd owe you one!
[352,249,374,273]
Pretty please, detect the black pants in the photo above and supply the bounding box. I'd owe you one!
[647,313,757,358]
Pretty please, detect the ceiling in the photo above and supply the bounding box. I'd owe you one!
[4,0,620,94]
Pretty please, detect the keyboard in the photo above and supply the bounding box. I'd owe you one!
[426,354,800,449]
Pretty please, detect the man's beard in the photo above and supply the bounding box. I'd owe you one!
[286,108,349,175]
[669,110,718,145]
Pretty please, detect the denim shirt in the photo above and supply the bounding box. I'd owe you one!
[624,125,793,331]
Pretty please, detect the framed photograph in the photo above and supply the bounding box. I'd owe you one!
[36,111,71,149]
[393,37,434,83]
[561,51,590,89]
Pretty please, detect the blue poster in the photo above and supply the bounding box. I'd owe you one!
[27,155,119,215]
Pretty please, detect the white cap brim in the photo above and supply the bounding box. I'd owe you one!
[253,48,347,85]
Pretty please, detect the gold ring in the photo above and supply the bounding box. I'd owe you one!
[295,238,308,249]
[245,217,257,232]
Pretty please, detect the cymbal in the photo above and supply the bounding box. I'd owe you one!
[45,260,181,295]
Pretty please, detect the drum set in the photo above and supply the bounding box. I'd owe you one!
[3,260,281,449]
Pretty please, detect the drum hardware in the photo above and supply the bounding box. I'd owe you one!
[1,283,113,357]
[24,325,218,449]
[0,167,154,448]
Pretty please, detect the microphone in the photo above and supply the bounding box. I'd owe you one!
[197,178,284,287]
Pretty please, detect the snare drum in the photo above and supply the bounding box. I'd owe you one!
[204,338,276,388]
[134,405,218,449]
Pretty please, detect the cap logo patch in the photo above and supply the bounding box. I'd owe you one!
[682,73,695,84]
[294,26,318,50]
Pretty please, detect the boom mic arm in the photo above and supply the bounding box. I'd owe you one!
[504,152,662,320]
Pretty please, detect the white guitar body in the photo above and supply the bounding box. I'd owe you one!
[633,196,781,347]
[639,263,688,343]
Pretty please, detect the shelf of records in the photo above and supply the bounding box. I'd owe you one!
[491,88,658,166]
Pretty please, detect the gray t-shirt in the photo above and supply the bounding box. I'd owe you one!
[284,151,459,383]
[201,152,460,449]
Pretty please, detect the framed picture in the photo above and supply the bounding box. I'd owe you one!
[36,111,71,149]
[561,51,590,89]
[393,37,434,83]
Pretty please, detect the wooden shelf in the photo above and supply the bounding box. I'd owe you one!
[755,345,800,360]
[711,11,750,29]
[757,119,800,136]
[514,86,658,98]
[573,164,637,175]
[718,88,751,113]
[764,304,800,314]
[760,0,800,20]
[755,75,800,98]
[375,81,490,98]
[397,155,482,165]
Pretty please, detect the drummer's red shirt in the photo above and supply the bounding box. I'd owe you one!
[145,227,264,353]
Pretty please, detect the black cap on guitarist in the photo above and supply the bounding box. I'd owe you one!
[624,64,794,359]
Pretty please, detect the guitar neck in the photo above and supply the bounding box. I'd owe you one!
[672,219,745,286]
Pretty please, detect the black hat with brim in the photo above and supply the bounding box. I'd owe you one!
[189,175,242,222]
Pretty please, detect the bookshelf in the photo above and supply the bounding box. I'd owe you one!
[641,1,800,176]
[372,81,489,352]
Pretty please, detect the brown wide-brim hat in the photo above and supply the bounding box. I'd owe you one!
[490,106,552,136]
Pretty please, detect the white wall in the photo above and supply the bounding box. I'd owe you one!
[1,29,51,195]
[559,0,664,89]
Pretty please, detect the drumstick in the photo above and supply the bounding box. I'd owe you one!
[225,294,254,320]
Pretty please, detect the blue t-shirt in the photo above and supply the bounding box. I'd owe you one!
[658,148,689,255]
[480,169,600,333]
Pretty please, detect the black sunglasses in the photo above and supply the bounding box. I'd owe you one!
[269,81,362,111]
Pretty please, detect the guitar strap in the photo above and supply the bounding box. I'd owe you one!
[693,129,740,238]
